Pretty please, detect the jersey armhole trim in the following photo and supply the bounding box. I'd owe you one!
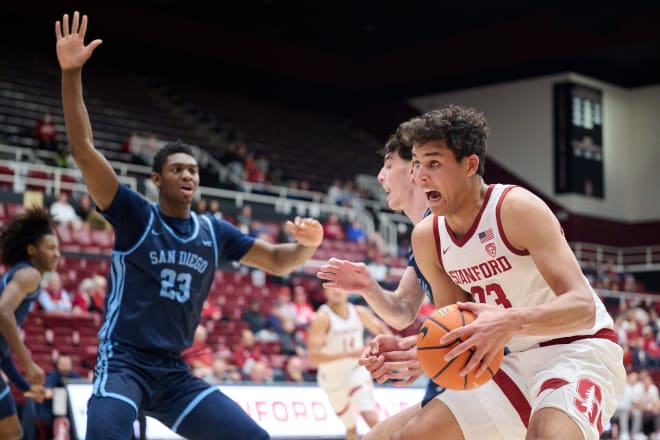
[495,186,529,256]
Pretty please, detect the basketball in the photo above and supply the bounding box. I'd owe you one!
[417,304,503,390]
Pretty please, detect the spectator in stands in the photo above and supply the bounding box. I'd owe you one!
[322,213,345,240]
[182,325,214,378]
[203,354,241,384]
[232,328,262,376]
[49,192,82,229]
[36,354,81,438]
[345,218,367,245]
[74,193,112,231]
[71,277,95,314]
[277,220,293,243]
[38,272,72,313]
[194,198,208,215]
[0,208,59,438]
[326,179,344,206]
[614,371,640,440]
[283,355,314,383]
[279,317,307,357]
[242,299,266,334]
[52,144,73,168]
[201,298,223,321]
[208,199,223,220]
[292,285,314,328]
[277,286,297,323]
[632,370,660,438]
[88,274,106,315]
[247,361,274,384]
[34,111,58,150]
[236,204,252,233]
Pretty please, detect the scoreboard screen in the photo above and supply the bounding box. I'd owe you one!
[553,82,604,198]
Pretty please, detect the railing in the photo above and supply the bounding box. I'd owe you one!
[0,159,138,195]
[571,242,660,272]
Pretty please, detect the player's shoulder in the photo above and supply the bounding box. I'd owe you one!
[412,214,436,241]
[499,186,549,216]
[9,265,41,290]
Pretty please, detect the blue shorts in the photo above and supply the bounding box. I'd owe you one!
[422,378,445,407]
[0,377,16,419]
[88,341,268,439]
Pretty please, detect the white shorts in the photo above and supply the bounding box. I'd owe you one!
[318,365,375,429]
[436,338,626,440]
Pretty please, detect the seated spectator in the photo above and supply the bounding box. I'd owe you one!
[203,354,242,384]
[236,204,253,234]
[322,213,345,240]
[345,218,367,244]
[325,179,344,206]
[52,144,73,168]
[71,277,95,314]
[248,361,274,384]
[277,286,297,323]
[75,193,112,231]
[208,199,223,220]
[36,354,81,438]
[243,299,266,334]
[50,192,82,229]
[88,275,107,315]
[232,328,262,375]
[283,356,314,383]
[279,317,307,357]
[39,272,72,313]
[201,298,223,321]
[35,111,57,150]
[194,198,208,214]
[182,324,214,378]
[277,220,293,243]
[293,286,314,328]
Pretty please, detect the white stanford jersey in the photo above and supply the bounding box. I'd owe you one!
[317,303,365,381]
[434,184,614,352]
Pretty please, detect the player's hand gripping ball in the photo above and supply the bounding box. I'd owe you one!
[417,304,504,390]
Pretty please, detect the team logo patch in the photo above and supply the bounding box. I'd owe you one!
[573,378,603,431]
[485,242,497,257]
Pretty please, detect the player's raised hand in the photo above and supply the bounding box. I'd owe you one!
[286,217,323,248]
[55,11,103,71]
[317,258,374,292]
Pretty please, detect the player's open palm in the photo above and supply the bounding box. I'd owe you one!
[317,258,372,292]
[55,11,102,71]
[287,217,323,247]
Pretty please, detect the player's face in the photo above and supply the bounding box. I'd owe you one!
[29,234,60,273]
[412,140,472,216]
[377,152,415,211]
[157,153,199,205]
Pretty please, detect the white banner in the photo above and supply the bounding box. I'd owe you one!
[67,383,424,439]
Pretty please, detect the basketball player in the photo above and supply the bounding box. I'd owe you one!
[56,12,323,439]
[369,105,626,439]
[307,288,392,440]
[317,133,469,439]
[0,209,59,439]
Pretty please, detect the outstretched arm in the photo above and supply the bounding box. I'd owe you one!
[241,217,323,276]
[318,259,425,330]
[56,11,119,210]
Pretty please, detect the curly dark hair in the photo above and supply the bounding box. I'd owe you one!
[152,139,195,173]
[0,208,55,266]
[398,105,489,176]
[378,132,413,161]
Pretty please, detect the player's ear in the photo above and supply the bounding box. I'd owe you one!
[151,172,161,188]
[466,155,479,176]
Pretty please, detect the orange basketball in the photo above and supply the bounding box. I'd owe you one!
[417,304,503,390]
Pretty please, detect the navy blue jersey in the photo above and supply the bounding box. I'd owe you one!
[100,185,255,353]
[0,262,40,359]
[408,208,433,303]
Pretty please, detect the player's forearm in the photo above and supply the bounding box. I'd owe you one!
[270,243,318,276]
[61,69,95,158]
[360,281,417,330]
[513,290,596,336]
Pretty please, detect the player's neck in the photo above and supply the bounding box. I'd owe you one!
[445,179,489,237]
[328,302,348,317]
[158,200,192,219]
